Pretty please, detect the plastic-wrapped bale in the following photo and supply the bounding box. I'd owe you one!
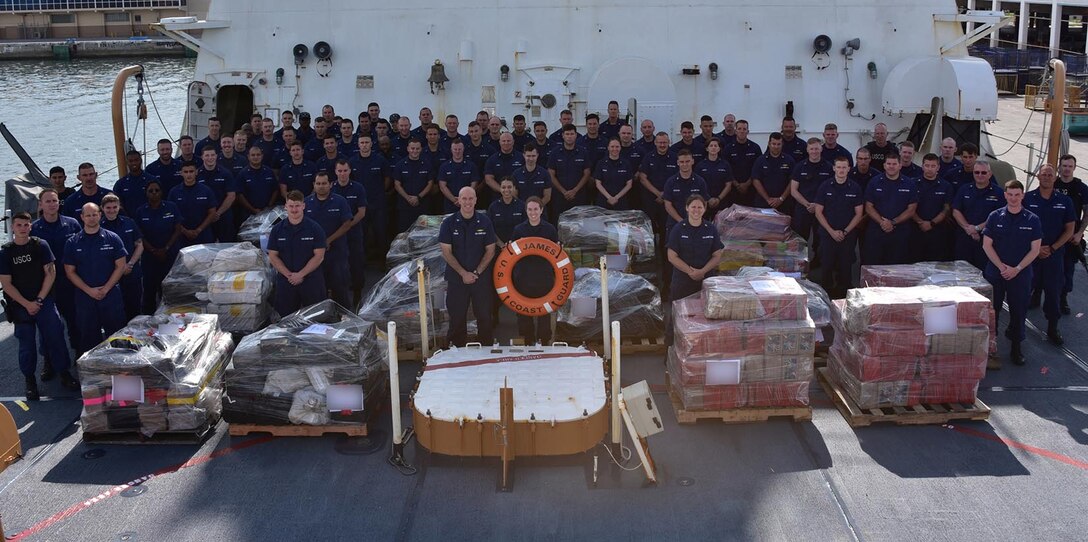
[206,302,273,334]
[826,286,990,409]
[78,313,233,437]
[237,206,286,245]
[735,266,834,346]
[557,205,656,280]
[556,268,663,343]
[160,243,273,332]
[358,253,468,349]
[387,214,449,269]
[224,300,388,426]
[701,275,808,321]
[713,204,792,241]
[717,234,808,276]
[669,295,814,410]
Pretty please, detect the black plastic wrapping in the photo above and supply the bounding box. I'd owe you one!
[556,268,664,342]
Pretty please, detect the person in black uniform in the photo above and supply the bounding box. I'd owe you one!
[814,157,864,298]
[0,212,78,400]
[439,187,497,347]
[1055,154,1088,314]
[982,180,1042,365]
[509,196,559,345]
[268,191,328,317]
[1024,164,1075,345]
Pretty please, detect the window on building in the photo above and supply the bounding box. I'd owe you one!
[49,14,75,24]
[105,13,131,23]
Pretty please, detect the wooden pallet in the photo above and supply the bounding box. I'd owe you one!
[666,375,812,425]
[228,423,368,437]
[577,336,668,355]
[396,340,449,362]
[82,420,218,445]
[817,367,990,428]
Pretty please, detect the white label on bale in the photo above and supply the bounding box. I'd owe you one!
[929,273,958,284]
[759,209,779,216]
[302,324,340,338]
[923,303,958,335]
[394,267,412,284]
[605,254,628,271]
[571,297,597,318]
[327,385,365,412]
[749,279,782,295]
[706,359,742,386]
[112,376,145,403]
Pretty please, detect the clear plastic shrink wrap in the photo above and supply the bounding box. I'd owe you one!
[557,206,656,280]
[556,268,663,342]
[237,206,286,244]
[386,214,449,269]
[713,205,792,241]
[358,252,470,348]
[159,243,273,332]
[78,313,233,437]
[223,300,388,426]
[827,286,990,409]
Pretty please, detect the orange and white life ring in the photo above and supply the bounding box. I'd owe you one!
[492,236,574,316]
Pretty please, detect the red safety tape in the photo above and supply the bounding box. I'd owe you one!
[9,435,274,540]
[423,351,596,372]
[947,424,1088,470]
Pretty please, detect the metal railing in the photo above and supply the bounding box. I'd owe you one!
[0,0,185,13]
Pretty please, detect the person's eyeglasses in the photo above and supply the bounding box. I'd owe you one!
[973,171,989,175]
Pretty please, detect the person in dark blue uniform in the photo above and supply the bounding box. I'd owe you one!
[639,132,678,236]
[1055,154,1088,314]
[487,178,526,251]
[944,143,993,191]
[814,157,864,298]
[268,191,328,316]
[670,121,705,164]
[196,147,238,242]
[790,138,834,240]
[717,114,738,145]
[938,138,962,179]
[393,139,436,233]
[238,146,280,221]
[439,114,463,155]
[304,118,331,162]
[662,150,709,231]
[849,148,878,192]
[692,116,718,156]
[911,153,954,263]
[64,203,128,355]
[100,195,143,321]
[271,127,300,171]
[898,142,923,179]
[513,143,552,206]
[305,171,354,309]
[1024,164,1075,344]
[600,101,628,141]
[509,196,559,345]
[391,117,414,160]
[779,117,807,164]
[438,138,480,213]
[723,120,763,206]
[219,134,247,179]
[145,139,182,195]
[821,123,853,166]
[862,155,918,265]
[337,119,358,158]
[194,117,222,158]
[113,150,153,216]
[48,166,75,201]
[751,133,796,210]
[634,120,657,159]
[439,187,497,347]
[135,179,181,314]
[485,133,526,202]
[583,114,610,168]
[254,118,283,168]
[594,138,635,210]
[31,188,81,353]
[666,194,724,303]
[63,163,113,221]
[1,212,78,400]
[463,121,496,175]
[549,110,581,145]
[695,137,734,219]
[618,124,643,173]
[316,135,342,174]
[547,125,591,219]
[983,180,1042,365]
[332,160,369,306]
[952,160,1004,269]
[348,134,391,262]
[530,121,554,166]
[168,161,218,247]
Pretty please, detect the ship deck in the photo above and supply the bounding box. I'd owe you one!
[1,97,1087,541]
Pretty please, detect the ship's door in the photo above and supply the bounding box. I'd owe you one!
[587,57,676,134]
[187,81,214,141]
[216,85,254,135]
[519,66,579,132]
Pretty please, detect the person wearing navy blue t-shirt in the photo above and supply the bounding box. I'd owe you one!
[348,135,391,260]
[530,122,555,166]
[219,135,247,180]
[862,155,918,265]
[1055,155,1088,313]
[779,117,807,164]
[600,101,627,142]
[910,154,955,263]
[463,121,496,177]
[583,114,610,168]
[790,138,834,240]
[751,133,796,211]
[670,121,706,165]
[821,124,853,166]
[487,179,526,249]
[238,146,280,222]
[983,180,1042,365]
[100,195,143,321]
[113,150,153,216]
[31,188,82,351]
[439,187,497,347]
[899,144,923,179]
[938,137,963,179]
[196,148,238,242]
[194,117,221,161]
[638,133,677,235]
[168,161,218,246]
[268,191,329,317]
[666,194,724,303]
[63,163,114,221]
[485,133,526,204]
[438,138,480,214]
[662,150,709,231]
[1024,165,1076,345]
[332,160,369,307]
[393,139,436,233]
[305,172,354,309]
[952,160,1004,269]
[547,126,590,219]
[695,138,734,219]
[513,143,552,206]
[814,157,865,298]
[135,179,181,314]
[254,118,283,168]
[594,139,635,210]
[63,203,128,355]
[315,135,342,175]
[146,139,183,195]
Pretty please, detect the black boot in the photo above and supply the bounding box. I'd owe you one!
[60,370,80,391]
[1010,341,1025,366]
[40,363,55,382]
[25,376,40,401]
[1029,289,1041,309]
[1047,320,1065,346]
[1061,293,1072,315]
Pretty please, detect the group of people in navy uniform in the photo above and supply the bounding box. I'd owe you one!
[7,105,1085,401]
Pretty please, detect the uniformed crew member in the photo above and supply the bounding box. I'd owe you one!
[331,160,369,306]
[464,121,496,175]
[194,116,222,157]
[938,137,963,178]
[982,180,1042,365]
[145,139,182,195]
[268,190,328,317]
[48,166,76,201]
[594,138,635,210]
[952,159,1004,269]
[863,123,898,173]
[509,196,560,345]
[638,132,678,235]
[899,142,923,179]
[717,114,738,146]
[662,150,709,231]
[348,135,391,260]
[862,155,917,265]
[277,141,317,198]
[634,119,657,158]
[583,114,610,167]
[814,157,864,298]
[821,123,853,166]
[168,161,218,246]
[305,171,354,308]
[670,121,705,164]
[438,138,480,213]
[196,147,238,242]
[219,134,247,179]
[1055,154,1088,314]
[135,179,182,314]
[439,187,497,347]
[487,178,526,250]
[547,125,590,218]
[393,139,435,233]
[790,137,834,240]
[64,203,128,355]
[849,148,878,192]
[600,100,628,141]
[530,121,554,166]
[694,137,733,218]
[946,143,992,190]
[513,143,552,206]
[723,120,762,205]
[911,153,954,263]
[31,188,81,351]
[666,194,724,302]
[113,150,153,216]
[101,194,144,321]
[1,212,79,400]
[63,162,113,221]
[779,117,807,163]
[1024,164,1075,345]
[751,132,796,210]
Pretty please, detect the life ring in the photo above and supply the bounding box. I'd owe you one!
[493,237,574,316]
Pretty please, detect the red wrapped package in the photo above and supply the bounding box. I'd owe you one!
[701,276,808,321]
[714,204,791,241]
[842,286,992,332]
[745,382,810,407]
[830,344,920,381]
[918,379,979,404]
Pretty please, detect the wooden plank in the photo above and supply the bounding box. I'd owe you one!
[228,423,368,437]
[817,368,990,428]
[83,420,217,445]
[667,376,811,425]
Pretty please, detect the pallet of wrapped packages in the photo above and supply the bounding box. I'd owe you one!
[555,268,665,349]
[387,213,449,269]
[734,267,835,354]
[557,205,657,280]
[701,275,809,321]
[359,253,456,359]
[717,234,809,276]
[159,243,274,333]
[713,204,792,241]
